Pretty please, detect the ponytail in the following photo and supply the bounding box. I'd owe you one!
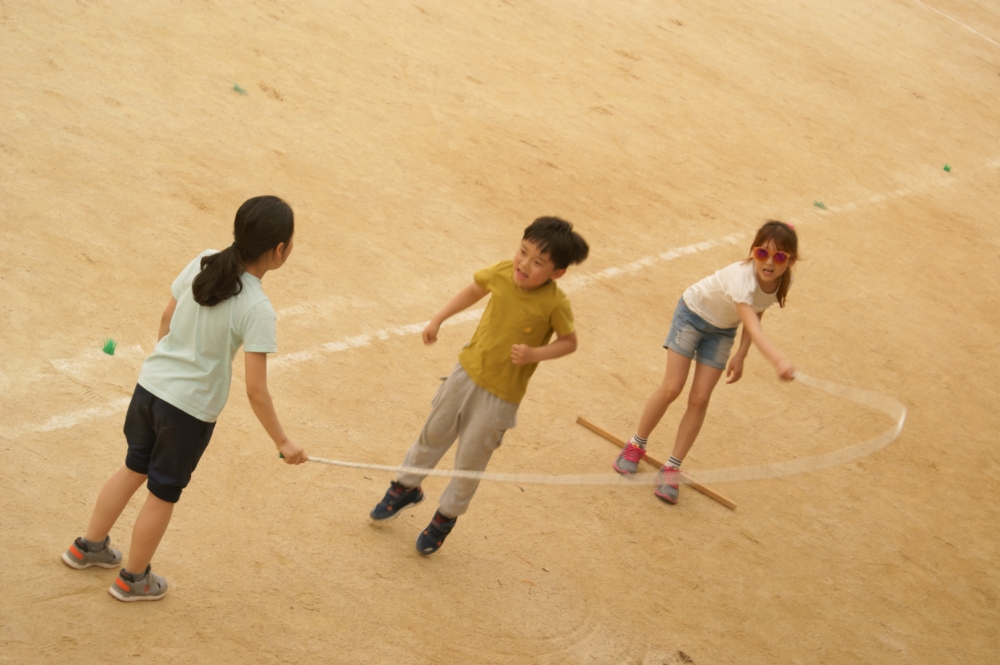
[191,244,246,306]
[192,196,294,306]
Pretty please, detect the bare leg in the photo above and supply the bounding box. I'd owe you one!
[636,350,692,439]
[124,493,174,574]
[84,466,147,543]
[669,361,725,461]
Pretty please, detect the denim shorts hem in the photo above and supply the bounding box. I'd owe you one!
[663,341,728,370]
[663,298,737,371]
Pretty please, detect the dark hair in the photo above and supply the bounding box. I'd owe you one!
[192,196,294,306]
[746,220,799,308]
[522,216,589,270]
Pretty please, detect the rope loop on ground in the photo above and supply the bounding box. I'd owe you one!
[303,371,906,486]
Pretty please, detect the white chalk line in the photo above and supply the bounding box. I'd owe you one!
[49,344,145,377]
[1,398,133,441]
[9,157,994,438]
[304,372,906,486]
[913,0,1000,48]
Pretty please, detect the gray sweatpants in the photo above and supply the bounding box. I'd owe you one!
[397,363,519,518]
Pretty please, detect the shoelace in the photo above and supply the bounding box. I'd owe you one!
[659,466,680,487]
[622,444,646,463]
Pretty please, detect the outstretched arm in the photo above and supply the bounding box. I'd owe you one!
[726,310,762,384]
[245,351,308,464]
[511,330,578,365]
[735,303,795,381]
[422,282,490,344]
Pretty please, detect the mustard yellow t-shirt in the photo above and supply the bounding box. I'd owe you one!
[458,260,575,404]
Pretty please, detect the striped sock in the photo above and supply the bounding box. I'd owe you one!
[631,434,648,449]
[667,456,683,469]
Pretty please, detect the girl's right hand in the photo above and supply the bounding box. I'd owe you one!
[277,438,308,464]
[775,358,796,381]
[726,355,745,384]
[422,320,441,345]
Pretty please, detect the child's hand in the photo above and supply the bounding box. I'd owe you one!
[422,321,441,345]
[726,356,745,384]
[510,344,537,365]
[775,358,796,381]
[277,438,308,464]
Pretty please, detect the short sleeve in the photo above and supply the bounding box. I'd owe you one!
[550,292,575,336]
[473,261,504,291]
[242,300,278,353]
[723,262,756,307]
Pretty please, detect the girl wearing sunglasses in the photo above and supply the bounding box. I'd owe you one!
[612,220,799,504]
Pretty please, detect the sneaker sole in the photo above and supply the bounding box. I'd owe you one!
[415,529,449,555]
[654,490,679,504]
[61,551,120,570]
[612,460,637,475]
[369,493,424,522]
[108,582,168,602]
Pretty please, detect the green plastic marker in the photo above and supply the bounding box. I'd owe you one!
[813,201,827,210]
[233,83,248,95]
[102,338,117,355]
[943,164,951,172]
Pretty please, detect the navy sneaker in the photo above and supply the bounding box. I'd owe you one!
[370,481,424,521]
[416,510,457,555]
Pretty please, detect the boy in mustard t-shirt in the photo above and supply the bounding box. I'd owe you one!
[370,217,589,554]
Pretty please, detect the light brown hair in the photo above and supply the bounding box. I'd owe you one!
[746,220,799,307]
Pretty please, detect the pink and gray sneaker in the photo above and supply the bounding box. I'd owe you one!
[613,442,646,475]
[654,465,681,504]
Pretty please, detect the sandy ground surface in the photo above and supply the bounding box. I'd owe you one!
[2,1,999,663]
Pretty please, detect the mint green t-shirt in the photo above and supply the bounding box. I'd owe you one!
[459,260,575,404]
[138,250,277,422]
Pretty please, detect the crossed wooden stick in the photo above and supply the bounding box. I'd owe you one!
[576,416,736,510]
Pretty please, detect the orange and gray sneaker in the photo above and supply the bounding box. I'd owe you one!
[108,565,168,602]
[613,442,647,475]
[61,536,122,570]
[654,465,681,504]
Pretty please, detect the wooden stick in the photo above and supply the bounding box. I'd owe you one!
[576,416,737,511]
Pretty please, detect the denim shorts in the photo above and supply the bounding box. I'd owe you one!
[664,298,738,370]
[124,384,216,503]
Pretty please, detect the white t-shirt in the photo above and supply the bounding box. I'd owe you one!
[138,250,277,422]
[682,261,779,329]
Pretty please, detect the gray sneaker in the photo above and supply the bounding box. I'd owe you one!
[654,466,680,504]
[612,442,647,475]
[108,565,168,602]
[61,536,122,570]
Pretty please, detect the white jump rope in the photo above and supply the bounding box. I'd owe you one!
[295,372,905,486]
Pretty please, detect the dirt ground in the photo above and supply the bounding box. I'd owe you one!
[2,1,999,663]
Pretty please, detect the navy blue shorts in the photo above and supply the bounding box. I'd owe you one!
[124,384,215,503]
